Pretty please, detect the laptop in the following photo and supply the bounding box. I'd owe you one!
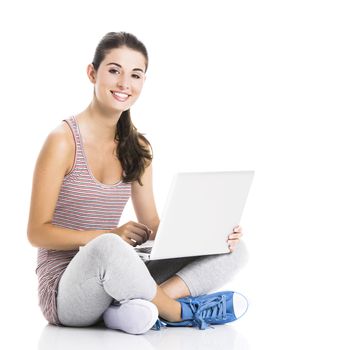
[135,170,254,261]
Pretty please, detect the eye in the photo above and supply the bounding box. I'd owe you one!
[109,69,120,74]
[132,74,141,79]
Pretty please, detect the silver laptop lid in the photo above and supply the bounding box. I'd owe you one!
[150,171,254,260]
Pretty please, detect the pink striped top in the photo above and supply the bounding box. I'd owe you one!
[36,116,131,325]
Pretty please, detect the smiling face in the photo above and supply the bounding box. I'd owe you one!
[87,46,147,113]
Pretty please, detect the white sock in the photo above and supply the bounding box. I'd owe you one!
[103,299,159,335]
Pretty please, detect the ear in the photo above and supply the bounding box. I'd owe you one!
[87,63,97,83]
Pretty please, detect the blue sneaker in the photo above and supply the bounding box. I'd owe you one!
[158,291,248,330]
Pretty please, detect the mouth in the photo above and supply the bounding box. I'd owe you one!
[110,91,131,102]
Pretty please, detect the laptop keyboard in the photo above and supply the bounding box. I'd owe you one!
[135,246,153,254]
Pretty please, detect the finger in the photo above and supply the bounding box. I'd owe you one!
[120,234,137,246]
[128,224,149,240]
[129,232,149,246]
[228,240,239,251]
[227,239,241,246]
[130,222,151,240]
[230,231,242,237]
[227,239,241,247]
[128,232,146,245]
[127,237,138,247]
[131,221,152,233]
[130,227,151,244]
[133,229,149,243]
[233,225,241,232]
[230,231,242,238]
[228,232,243,240]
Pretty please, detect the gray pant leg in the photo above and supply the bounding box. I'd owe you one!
[176,240,249,296]
[146,241,248,297]
[145,256,199,285]
[57,234,157,327]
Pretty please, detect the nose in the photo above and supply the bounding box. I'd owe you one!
[116,72,130,91]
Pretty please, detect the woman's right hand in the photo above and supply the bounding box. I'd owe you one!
[109,221,152,247]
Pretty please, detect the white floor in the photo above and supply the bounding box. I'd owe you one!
[37,323,249,350]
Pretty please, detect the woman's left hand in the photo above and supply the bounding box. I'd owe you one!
[227,225,243,252]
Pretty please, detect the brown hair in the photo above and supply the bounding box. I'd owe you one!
[92,32,152,185]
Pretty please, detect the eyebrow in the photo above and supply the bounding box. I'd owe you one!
[107,62,144,73]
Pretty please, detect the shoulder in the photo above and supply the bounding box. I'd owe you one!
[45,120,75,152]
[38,120,75,173]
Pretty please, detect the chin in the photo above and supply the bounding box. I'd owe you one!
[114,104,132,113]
[104,100,129,112]
[111,100,134,112]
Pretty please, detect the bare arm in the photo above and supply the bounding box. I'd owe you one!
[131,160,160,241]
[27,123,110,250]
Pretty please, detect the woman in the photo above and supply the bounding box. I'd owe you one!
[27,32,249,335]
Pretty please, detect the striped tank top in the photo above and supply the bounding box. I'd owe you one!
[36,115,131,325]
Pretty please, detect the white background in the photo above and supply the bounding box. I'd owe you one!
[0,0,349,349]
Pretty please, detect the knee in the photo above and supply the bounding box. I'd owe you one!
[84,233,131,260]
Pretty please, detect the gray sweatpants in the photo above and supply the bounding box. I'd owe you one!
[57,233,248,326]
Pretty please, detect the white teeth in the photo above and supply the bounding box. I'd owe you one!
[113,92,129,99]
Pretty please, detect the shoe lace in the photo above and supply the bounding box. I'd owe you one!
[187,295,227,330]
[152,318,167,331]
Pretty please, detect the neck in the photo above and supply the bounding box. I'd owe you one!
[80,100,124,143]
